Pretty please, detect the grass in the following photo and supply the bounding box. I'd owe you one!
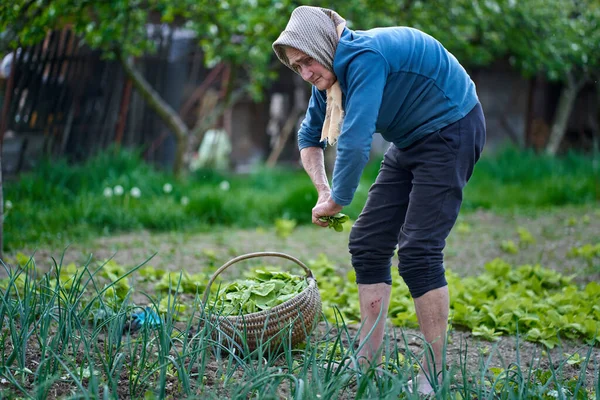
[0,254,598,399]
[2,145,599,251]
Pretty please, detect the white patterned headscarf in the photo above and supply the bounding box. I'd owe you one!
[273,6,346,146]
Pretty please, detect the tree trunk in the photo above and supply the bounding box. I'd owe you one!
[117,51,190,176]
[546,73,585,155]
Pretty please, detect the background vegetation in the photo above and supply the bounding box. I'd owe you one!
[1,0,598,176]
[1,1,599,398]
[2,146,598,251]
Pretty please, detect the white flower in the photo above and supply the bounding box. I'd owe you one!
[181,196,189,206]
[4,200,12,210]
[219,180,230,191]
[114,185,124,196]
[130,187,141,198]
[103,187,113,197]
[163,183,173,193]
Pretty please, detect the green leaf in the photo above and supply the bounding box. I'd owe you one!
[472,325,503,341]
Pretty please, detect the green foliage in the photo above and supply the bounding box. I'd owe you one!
[568,243,600,271]
[3,0,598,100]
[517,227,536,248]
[450,259,600,347]
[458,146,600,210]
[212,269,307,315]
[0,0,157,57]
[309,254,600,347]
[0,0,301,98]
[501,0,600,81]
[274,218,297,238]
[568,243,600,260]
[500,240,519,255]
[155,270,206,294]
[3,146,599,250]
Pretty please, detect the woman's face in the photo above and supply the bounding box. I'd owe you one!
[285,47,336,91]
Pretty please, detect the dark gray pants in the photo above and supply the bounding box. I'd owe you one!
[349,103,486,298]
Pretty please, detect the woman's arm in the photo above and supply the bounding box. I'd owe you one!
[300,146,330,204]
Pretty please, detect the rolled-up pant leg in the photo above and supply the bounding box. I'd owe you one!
[348,145,411,285]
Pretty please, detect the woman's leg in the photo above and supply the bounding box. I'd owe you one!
[397,103,486,391]
[349,145,412,365]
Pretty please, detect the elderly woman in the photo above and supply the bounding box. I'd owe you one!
[272,6,485,394]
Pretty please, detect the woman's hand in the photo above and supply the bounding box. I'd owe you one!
[312,197,343,227]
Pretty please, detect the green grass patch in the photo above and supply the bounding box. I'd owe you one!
[3,146,598,250]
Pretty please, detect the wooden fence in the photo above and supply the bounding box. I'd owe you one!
[0,26,213,176]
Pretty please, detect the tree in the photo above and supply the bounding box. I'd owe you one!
[0,0,302,176]
[501,0,600,155]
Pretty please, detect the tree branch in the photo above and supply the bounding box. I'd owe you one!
[116,49,188,141]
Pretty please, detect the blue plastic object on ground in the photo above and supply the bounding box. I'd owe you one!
[125,307,162,333]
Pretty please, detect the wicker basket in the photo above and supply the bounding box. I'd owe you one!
[201,252,322,353]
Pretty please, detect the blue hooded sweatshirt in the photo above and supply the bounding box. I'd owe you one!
[297,26,479,206]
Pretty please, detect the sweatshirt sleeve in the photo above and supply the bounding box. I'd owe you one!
[331,50,389,206]
[297,86,327,150]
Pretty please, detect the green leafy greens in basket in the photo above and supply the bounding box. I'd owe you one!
[215,270,308,315]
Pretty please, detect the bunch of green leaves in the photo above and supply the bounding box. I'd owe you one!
[213,269,307,315]
[318,213,350,232]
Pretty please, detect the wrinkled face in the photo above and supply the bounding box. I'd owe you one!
[285,47,336,91]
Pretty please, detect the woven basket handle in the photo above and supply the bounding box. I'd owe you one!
[201,251,315,306]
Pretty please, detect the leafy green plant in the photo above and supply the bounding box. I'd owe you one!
[274,218,297,238]
[501,240,519,254]
[213,269,307,315]
[319,213,350,232]
[568,243,600,261]
[517,227,536,248]
[568,243,600,271]
[309,255,600,348]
